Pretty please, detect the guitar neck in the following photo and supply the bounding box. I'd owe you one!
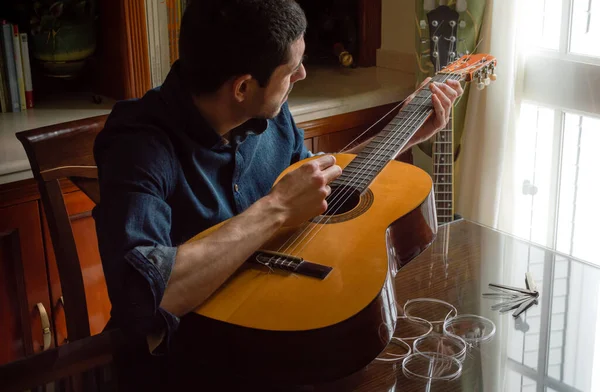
[433,108,454,224]
[333,74,461,194]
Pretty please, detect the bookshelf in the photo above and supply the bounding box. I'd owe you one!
[1,0,381,110]
[0,0,390,184]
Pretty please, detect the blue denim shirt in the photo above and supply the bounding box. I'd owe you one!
[92,61,311,353]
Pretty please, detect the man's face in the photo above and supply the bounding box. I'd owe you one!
[255,36,307,119]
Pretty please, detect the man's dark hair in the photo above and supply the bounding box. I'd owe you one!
[179,0,307,94]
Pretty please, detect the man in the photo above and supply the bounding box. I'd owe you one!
[93,0,462,386]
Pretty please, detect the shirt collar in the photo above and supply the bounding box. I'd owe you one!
[159,61,268,150]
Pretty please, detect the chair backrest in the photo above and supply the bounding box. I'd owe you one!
[16,115,108,342]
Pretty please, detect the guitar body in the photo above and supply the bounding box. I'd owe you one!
[178,153,437,384]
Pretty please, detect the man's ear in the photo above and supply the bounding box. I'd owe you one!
[232,74,254,103]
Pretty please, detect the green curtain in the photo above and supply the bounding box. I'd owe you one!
[413,0,486,159]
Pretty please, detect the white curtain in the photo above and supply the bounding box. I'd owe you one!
[454,1,523,389]
[455,0,522,229]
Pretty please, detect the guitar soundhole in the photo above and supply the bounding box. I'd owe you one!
[310,186,373,224]
[324,185,360,215]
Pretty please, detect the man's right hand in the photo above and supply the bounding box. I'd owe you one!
[268,155,342,226]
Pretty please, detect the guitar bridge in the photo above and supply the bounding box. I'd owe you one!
[250,250,332,280]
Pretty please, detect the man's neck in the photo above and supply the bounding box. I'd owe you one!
[191,93,249,137]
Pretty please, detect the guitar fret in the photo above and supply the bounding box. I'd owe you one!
[352,157,390,166]
[333,179,370,189]
[362,147,397,156]
[342,166,384,176]
[341,169,383,179]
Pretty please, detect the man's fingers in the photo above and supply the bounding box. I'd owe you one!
[432,94,445,126]
[313,154,336,170]
[447,79,464,96]
[438,82,459,102]
[431,83,452,111]
[419,77,432,89]
[322,163,343,184]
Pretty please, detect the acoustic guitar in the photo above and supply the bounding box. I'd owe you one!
[179,54,497,384]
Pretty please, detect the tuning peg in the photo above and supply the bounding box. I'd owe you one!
[421,38,429,44]
[477,76,485,90]
[490,72,497,81]
[459,20,466,29]
[456,0,467,12]
[424,0,435,11]
[484,77,491,86]
[420,20,427,29]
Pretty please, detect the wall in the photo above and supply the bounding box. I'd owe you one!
[378,0,415,73]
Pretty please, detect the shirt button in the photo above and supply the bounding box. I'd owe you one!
[234,184,239,192]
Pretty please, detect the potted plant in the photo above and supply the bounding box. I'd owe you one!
[29,0,96,78]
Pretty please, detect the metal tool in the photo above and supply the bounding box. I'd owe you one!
[483,273,540,318]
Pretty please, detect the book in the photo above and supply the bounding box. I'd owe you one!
[12,24,27,111]
[0,38,8,112]
[19,33,33,108]
[1,21,20,112]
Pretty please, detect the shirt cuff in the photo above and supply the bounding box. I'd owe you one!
[123,245,180,354]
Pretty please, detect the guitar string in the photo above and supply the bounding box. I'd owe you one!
[281,50,493,261]
[266,20,458,264]
[271,72,461,263]
[434,23,455,221]
[263,97,412,264]
[284,72,460,259]
[279,23,469,258]
[277,73,459,264]
[267,80,441,262]
[436,21,465,222]
[265,75,456,269]
[434,24,444,220]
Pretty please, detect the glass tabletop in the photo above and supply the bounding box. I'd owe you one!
[316,219,600,392]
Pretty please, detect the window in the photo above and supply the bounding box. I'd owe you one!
[501,0,600,266]
[570,0,600,57]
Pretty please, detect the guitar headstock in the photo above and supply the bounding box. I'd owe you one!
[425,6,460,70]
[439,54,498,90]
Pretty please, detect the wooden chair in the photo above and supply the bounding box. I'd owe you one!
[0,328,124,392]
[16,115,109,343]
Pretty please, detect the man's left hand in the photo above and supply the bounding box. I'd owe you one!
[409,78,464,144]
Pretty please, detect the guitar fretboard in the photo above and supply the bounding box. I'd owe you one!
[332,74,461,195]
[433,109,454,224]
